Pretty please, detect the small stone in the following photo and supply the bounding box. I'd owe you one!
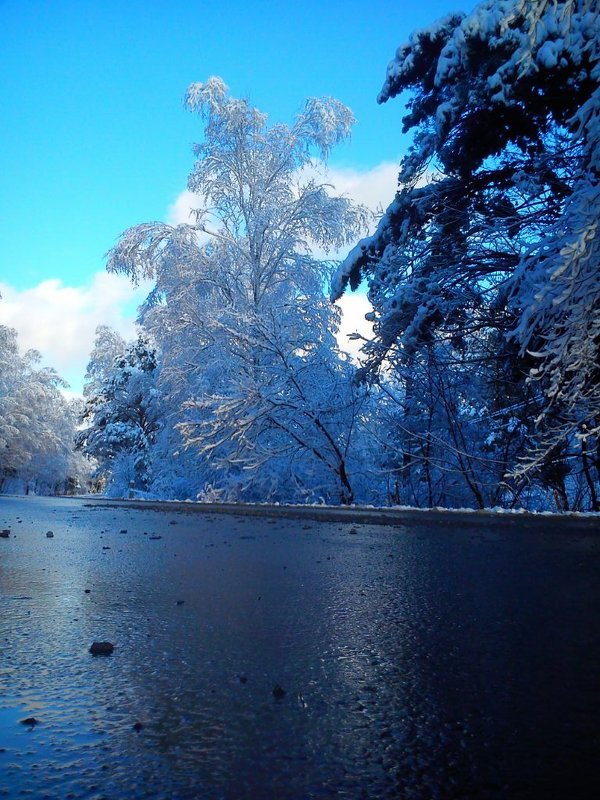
[89,641,114,656]
[102,545,111,550]
[46,531,54,538]
[84,589,91,594]
[132,721,143,732]
[20,717,39,726]
[272,684,286,699]
[0,529,10,538]
[239,674,248,684]
[348,528,358,535]
[176,600,185,605]
[119,529,128,534]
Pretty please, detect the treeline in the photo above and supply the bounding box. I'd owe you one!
[6,0,599,510]
[77,0,600,513]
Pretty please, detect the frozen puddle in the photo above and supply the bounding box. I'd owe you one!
[1,495,599,799]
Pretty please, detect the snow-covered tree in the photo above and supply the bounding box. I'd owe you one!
[106,78,372,503]
[0,325,88,494]
[178,301,363,503]
[77,334,160,495]
[83,325,126,398]
[508,1,600,474]
[332,0,600,509]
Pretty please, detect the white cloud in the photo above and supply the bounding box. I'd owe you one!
[335,291,373,363]
[0,272,152,392]
[166,189,202,226]
[320,161,399,217]
[166,189,216,251]
[294,159,399,222]
[315,161,396,359]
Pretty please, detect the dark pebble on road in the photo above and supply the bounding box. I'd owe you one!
[89,641,114,655]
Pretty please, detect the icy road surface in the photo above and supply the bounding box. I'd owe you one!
[1,495,599,799]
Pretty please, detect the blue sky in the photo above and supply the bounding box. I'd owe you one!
[0,0,459,391]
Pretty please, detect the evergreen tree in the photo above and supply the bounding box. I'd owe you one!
[77,334,160,495]
[333,0,600,509]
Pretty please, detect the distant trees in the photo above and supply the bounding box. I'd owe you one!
[0,325,88,494]
[332,0,600,509]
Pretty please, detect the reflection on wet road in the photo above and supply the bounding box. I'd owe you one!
[1,496,599,799]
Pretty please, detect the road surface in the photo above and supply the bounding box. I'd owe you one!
[1,495,598,799]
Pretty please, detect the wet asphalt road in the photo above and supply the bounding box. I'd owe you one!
[0,495,599,799]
